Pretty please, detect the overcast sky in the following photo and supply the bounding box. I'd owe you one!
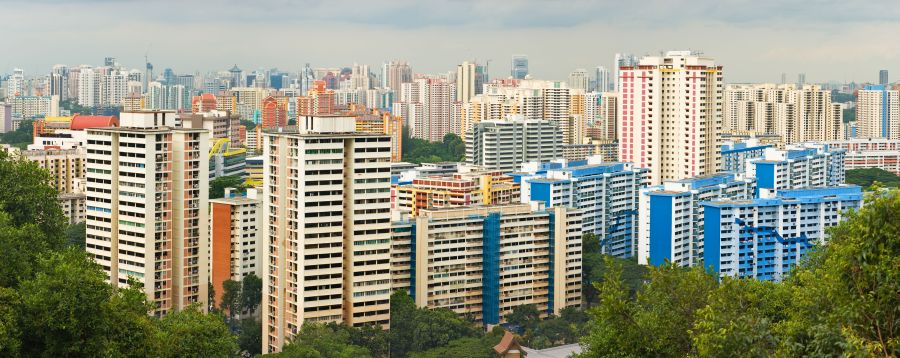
[2,0,899,83]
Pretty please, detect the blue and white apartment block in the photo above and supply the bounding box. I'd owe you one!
[703,186,862,281]
[721,138,770,173]
[638,172,756,266]
[514,155,649,258]
[746,143,846,193]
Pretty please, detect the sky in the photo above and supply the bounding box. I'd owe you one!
[2,0,899,83]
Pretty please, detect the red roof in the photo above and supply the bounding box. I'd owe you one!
[69,115,119,130]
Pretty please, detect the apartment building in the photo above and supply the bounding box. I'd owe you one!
[466,118,563,172]
[262,116,392,353]
[746,143,845,192]
[209,188,262,307]
[394,169,519,217]
[85,110,210,316]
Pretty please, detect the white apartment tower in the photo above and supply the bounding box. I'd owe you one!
[617,51,723,185]
[85,111,210,316]
[457,61,477,103]
[723,84,842,143]
[857,85,900,140]
[262,116,393,353]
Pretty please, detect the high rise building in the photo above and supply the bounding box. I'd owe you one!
[350,63,371,90]
[393,204,583,324]
[382,60,412,94]
[397,78,455,141]
[704,186,862,282]
[880,69,889,85]
[618,51,723,185]
[261,95,288,129]
[723,84,843,143]
[456,61,476,103]
[567,69,589,92]
[394,169,520,217]
[797,73,806,87]
[857,85,900,139]
[210,188,262,308]
[50,65,69,101]
[721,138,770,174]
[85,111,210,316]
[746,143,846,193]
[594,66,610,92]
[613,53,637,92]
[639,172,756,266]
[517,158,649,258]
[262,116,393,353]
[466,119,563,172]
[353,108,403,162]
[5,68,24,98]
[298,80,336,116]
[191,93,217,113]
[511,55,529,79]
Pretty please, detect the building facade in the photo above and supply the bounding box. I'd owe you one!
[209,188,262,308]
[466,119,563,172]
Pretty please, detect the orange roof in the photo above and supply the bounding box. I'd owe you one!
[494,331,522,354]
[69,115,119,130]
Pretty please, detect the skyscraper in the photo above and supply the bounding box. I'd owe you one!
[617,51,723,185]
[85,111,210,317]
[466,119,563,172]
[856,85,899,139]
[511,55,528,79]
[262,116,392,353]
[456,61,476,103]
[567,68,589,92]
[594,66,610,92]
[613,53,637,91]
[880,69,889,85]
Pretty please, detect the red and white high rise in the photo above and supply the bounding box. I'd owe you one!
[617,51,723,185]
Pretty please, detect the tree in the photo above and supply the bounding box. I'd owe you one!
[579,257,718,357]
[0,120,35,148]
[240,119,258,130]
[274,322,371,358]
[209,175,248,199]
[401,126,466,164]
[0,150,66,247]
[581,234,648,307]
[238,318,262,356]
[241,273,263,314]
[65,222,86,248]
[17,249,159,356]
[156,305,238,357]
[776,192,900,356]
[845,168,900,188]
[692,278,789,357]
[389,290,480,358]
[0,287,21,356]
[505,304,541,333]
[220,279,242,319]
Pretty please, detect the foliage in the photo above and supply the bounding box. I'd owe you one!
[843,107,856,123]
[401,126,465,164]
[581,233,648,307]
[0,149,66,244]
[505,304,541,332]
[241,273,263,314]
[156,305,238,357]
[274,322,373,358]
[410,328,505,358]
[580,191,900,357]
[0,120,34,148]
[831,91,855,104]
[389,290,480,358]
[65,222,86,248]
[238,318,262,356]
[846,167,900,188]
[60,100,95,115]
[240,119,257,130]
[210,175,248,199]
[579,257,718,357]
[0,151,238,357]
[775,192,900,356]
[17,250,160,356]
[220,279,242,318]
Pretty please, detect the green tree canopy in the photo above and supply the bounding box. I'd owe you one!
[845,167,900,188]
[389,290,480,358]
[209,175,248,199]
[273,322,372,358]
[401,126,465,164]
[241,273,263,314]
[156,305,238,357]
[0,120,35,149]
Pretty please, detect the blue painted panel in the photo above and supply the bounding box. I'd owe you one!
[648,195,673,266]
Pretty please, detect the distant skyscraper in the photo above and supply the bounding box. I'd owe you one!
[382,60,412,94]
[567,68,589,92]
[879,69,889,85]
[781,72,787,84]
[613,53,638,92]
[229,65,242,88]
[797,73,806,87]
[594,66,610,92]
[104,57,116,67]
[511,55,529,79]
[618,51,723,185]
[456,61,476,103]
[475,62,487,95]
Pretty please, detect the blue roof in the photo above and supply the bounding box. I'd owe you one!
[704,186,862,208]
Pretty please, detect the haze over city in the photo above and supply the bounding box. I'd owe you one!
[3,0,900,82]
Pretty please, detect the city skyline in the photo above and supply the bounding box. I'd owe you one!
[2,0,899,83]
